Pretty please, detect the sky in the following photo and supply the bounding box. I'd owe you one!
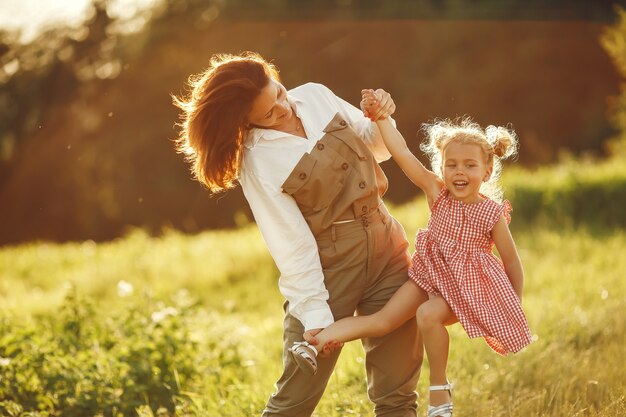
[0,0,158,43]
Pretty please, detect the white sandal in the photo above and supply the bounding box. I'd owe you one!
[428,382,453,417]
[288,341,318,375]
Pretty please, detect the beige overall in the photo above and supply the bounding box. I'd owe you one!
[263,114,423,417]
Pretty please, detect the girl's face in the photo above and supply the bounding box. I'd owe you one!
[442,141,492,204]
[247,79,293,130]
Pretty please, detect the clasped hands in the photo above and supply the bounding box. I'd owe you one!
[360,88,396,121]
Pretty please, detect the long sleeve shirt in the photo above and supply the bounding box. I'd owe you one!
[239,82,392,331]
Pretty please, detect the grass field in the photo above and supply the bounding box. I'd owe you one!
[1,178,625,416]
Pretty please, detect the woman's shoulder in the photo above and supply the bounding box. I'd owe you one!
[290,82,330,94]
[289,83,348,122]
[289,82,335,102]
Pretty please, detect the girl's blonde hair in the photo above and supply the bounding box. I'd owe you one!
[420,117,518,202]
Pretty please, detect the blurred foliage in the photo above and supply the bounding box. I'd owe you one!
[0,0,623,245]
[601,5,626,157]
[221,0,622,21]
[503,158,626,231]
[0,0,227,245]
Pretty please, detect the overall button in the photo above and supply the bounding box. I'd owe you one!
[341,162,349,170]
[359,181,366,189]
[317,143,325,150]
[339,120,347,126]
[361,205,368,213]
[299,173,307,180]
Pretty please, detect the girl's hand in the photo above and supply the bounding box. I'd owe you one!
[360,88,396,121]
[360,89,379,118]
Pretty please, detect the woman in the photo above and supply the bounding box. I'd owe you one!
[173,51,423,417]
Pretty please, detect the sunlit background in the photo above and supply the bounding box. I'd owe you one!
[0,0,624,245]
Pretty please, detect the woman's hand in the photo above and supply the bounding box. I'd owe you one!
[303,328,322,346]
[319,340,343,357]
[360,88,396,121]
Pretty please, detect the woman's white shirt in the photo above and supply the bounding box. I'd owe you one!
[239,82,392,331]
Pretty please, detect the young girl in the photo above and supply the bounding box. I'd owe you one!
[289,91,532,417]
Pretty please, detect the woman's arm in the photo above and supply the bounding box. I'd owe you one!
[492,215,524,299]
[239,169,334,332]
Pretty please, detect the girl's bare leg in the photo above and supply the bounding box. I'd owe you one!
[313,281,428,353]
[416,295,457,407]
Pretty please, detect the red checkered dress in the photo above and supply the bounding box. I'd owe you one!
[409,188,532,355]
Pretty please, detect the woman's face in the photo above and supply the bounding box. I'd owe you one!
[247,79,293,130]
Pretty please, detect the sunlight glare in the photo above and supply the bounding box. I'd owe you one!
[0,0,92,43]
[0,0,161,43]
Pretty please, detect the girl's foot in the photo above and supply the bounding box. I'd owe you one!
[288,341,318,375]
[428,382,453,417]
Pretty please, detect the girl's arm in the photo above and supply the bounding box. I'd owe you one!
[492,215,524,299]
[375,118,443,208]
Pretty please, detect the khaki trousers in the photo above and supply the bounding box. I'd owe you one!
[263,208,423,417]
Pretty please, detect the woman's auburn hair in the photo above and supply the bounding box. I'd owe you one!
[172,52,279,192]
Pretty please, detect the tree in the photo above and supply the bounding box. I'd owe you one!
[601,6,626,157]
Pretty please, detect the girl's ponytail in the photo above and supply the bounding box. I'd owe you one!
[486,125,518,160]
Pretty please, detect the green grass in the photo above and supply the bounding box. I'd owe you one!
[1,165,625,416]
[0,227,275,318]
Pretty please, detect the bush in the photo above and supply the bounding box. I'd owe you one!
[0,288,203,417]
[503,158,626,230]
